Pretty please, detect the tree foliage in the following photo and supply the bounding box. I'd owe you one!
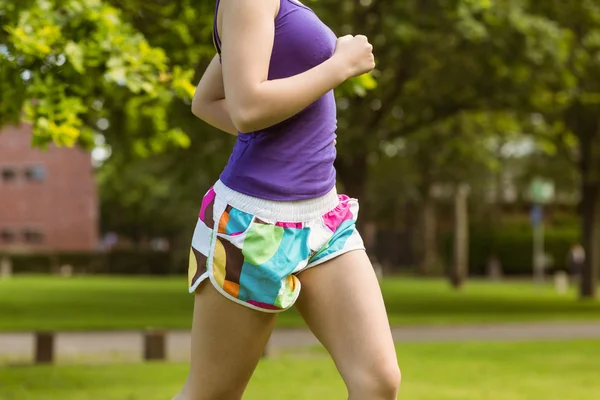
[0,0,194,151]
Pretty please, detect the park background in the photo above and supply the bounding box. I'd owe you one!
[1,0,600,399]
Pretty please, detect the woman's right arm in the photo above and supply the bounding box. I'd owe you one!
[220,0,375,133]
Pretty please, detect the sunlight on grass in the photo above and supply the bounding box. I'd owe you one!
[0,340,599,400]
[0,275,598,331]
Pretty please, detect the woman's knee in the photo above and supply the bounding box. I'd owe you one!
[347,361,401,400]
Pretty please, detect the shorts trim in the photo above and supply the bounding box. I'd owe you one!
[304,246,367,271]
[213,180,339,223]
[188,272,209,293]
[190,272,299,314]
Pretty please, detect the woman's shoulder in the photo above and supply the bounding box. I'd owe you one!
[220,0,280,18]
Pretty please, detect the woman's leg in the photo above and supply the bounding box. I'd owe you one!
[173,281,277,400]
[295,250,401,400]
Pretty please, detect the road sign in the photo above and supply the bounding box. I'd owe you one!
[528,178,555,204]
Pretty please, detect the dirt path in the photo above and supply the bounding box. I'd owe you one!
[2,322,600,364]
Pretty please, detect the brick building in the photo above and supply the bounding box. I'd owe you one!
[0,124,99,252]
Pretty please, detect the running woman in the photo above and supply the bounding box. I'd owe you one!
[174,1,400,399]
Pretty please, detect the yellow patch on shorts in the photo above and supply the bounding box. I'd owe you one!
[212,238,226,287]
[188,247,197,287]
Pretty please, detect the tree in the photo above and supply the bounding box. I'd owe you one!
[369,110,518,281]
[0,0,195,151]
[311,0,568,192]
[524,0,600,298]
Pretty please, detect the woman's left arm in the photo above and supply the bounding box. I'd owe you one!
[191,55,238,136]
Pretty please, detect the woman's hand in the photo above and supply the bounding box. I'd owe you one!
[333,35,376,79]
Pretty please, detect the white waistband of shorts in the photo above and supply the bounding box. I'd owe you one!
[213,180,339,223]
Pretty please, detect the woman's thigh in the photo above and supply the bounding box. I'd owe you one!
[295,250,400,398]
[176,282,277,400]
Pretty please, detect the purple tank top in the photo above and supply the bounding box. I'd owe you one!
[213,0,338,201]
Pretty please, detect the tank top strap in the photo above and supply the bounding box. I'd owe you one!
[213,0,222,55]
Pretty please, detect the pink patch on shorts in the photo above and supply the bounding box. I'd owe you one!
[322,195,354,233]
[199,187,216,222]
[275,221,303,229]
[248,300,282,310]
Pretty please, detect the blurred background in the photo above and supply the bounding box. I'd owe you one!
[0,0,599,399]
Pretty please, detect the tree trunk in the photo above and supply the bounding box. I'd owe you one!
[565,102,599,299]
[362,221,378,252]
[335,151,378,253]
[579,128,600,299]
[0,256,12,280]
[580,182,599,298]
[419,192,437,275]
[451,183,470,289]
[335,152,367,213]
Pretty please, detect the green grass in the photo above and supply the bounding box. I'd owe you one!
[0,275,598,331]
[1,340,599,400]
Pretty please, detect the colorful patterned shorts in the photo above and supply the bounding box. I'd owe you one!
[188,180,365,312]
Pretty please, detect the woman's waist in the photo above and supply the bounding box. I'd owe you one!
[213,179,338,223]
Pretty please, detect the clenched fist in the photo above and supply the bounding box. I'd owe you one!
[333,35,376,79]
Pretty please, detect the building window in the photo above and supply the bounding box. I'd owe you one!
[24,165,46,182]
[1,167,17,183]
[0,229,16,244]
[23,229,44,244]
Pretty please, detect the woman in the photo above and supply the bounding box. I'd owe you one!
[174,0,400,399]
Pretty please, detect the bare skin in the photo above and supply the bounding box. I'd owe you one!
[295,251,401,399]
[172,282,276,400]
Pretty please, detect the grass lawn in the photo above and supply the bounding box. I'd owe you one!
[1,340,599,400]
[0,275,599,331]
